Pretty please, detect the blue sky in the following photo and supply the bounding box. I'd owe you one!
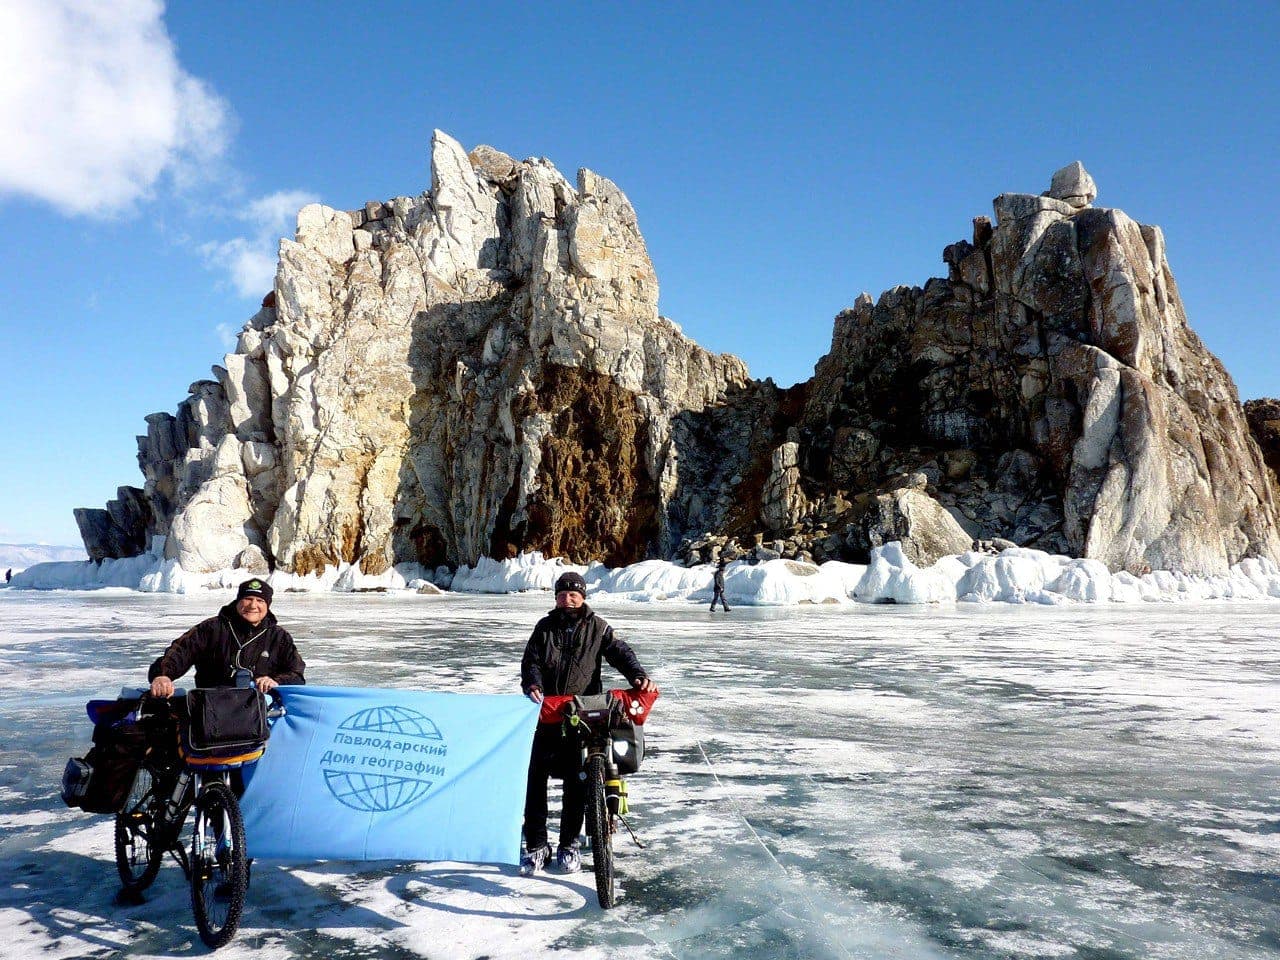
[1,0,1276,547]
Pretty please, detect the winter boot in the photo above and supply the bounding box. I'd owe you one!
[553,842,582,874]
[520,843,551,876]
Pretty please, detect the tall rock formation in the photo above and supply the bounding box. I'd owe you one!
[795,168,1280,574]
[78,145,1280,577]
[88,132,747,575]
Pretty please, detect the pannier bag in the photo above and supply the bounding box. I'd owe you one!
[610,719,645,774]
[181,687,269,766]
[568,692,646,774]
[61,698,148,814]
[60,757,94,807]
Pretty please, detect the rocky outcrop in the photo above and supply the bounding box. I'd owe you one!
[792,163,1280,574]
[79,149,1280,577]
[84,132,747,575]
[1245,399,1280,485]
[73,487,149,562]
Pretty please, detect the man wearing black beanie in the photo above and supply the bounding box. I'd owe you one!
[147,577,306,698]
[519,570,655,876]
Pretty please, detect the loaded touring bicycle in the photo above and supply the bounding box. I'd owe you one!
[536,686,659,908]
[62,671,283,949]
[62,676,657,937]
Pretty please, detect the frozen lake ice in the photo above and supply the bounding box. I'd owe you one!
[0,588,1277,958]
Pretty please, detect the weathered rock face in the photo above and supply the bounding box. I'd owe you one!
[79,150,1280,577]
[73,487,149,562]
[1245,399,1280,485]
[795,164,1280,574]
[86,131,747,575]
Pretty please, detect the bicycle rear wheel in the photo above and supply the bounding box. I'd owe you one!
[115,767,164,893]
[190,780,247,948]
[586,755,615,908]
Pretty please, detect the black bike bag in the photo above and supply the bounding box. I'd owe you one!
[61,697,147,814]
[184,687,269,758]
[610,719,645,774]
[568,692,645,774]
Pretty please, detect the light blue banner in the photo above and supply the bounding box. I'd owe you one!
[240,686,540,864]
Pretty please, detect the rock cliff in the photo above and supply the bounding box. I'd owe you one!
[77,142,1280,577]
[789,170,1280,575]
[1245,399,1280,485]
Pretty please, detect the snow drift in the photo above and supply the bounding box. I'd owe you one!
[9,542,1280,606]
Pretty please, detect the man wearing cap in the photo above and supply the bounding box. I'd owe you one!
[519,570,656,876]
[147,578,306,697]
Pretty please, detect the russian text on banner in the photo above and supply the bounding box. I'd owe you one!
[240,686,539,864]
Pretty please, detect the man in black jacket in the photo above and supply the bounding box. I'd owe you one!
[710,557,731,612]
[148,578,306,697]
[519,570,655,876]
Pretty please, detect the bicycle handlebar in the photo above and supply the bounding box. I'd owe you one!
[132,687,286,720]
[538,687,659,726]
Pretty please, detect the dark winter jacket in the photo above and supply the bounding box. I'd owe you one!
[521,604,647,697]
[713,567,726,590]
[148,602,306,689]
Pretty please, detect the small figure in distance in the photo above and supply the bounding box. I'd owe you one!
[4,568,10,584]
[148,578,305,698]
[710,557,730,612]
[519,571,656,877]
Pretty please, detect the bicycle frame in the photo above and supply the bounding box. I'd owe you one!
[115,689,282,947]
[542,689,657,908]
[565,701,627,814]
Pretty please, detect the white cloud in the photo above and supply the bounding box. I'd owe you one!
[200,189,319,298]
[0,2,319,303]
[245,191,320,227]
[200,236,277,299]
[214,322,240,350]
[0,0,232,217]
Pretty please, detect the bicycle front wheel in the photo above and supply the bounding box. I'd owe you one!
[114,767,163,893]
[190,780,247,948]
[586,755,615,909]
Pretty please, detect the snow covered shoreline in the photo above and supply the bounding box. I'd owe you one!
[8,542,1280,606]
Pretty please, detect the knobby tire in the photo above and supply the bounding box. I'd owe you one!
[586,755,615,909]
[190,780,247,949]
[114,767,163,893]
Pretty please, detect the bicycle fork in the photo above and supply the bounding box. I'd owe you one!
[190,773,233,870]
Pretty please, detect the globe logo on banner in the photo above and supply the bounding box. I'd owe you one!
[319,705,449,812]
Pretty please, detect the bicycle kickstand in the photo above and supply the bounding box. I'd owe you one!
[617,815,646,849]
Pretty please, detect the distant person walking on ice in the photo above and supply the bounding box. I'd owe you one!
[710,557,730,612]
[519,571,655,877]
[4,569,10,584]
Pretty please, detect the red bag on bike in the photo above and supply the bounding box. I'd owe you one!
[538,687,659,724]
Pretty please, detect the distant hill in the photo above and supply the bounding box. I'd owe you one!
[0,543,88,574]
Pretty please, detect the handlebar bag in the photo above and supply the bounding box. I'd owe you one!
[184,687,269,761]
[566,693,647,774]
[61,700,148,814]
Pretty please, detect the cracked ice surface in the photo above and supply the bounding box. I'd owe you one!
[0,589,1277,959]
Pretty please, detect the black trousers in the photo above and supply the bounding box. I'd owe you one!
[711,586,730,611]
[523,726,585,851]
